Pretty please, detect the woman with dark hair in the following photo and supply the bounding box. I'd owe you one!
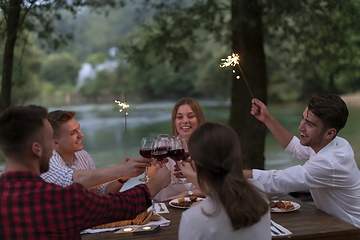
[178,122,271,239]
[151,97,206,201]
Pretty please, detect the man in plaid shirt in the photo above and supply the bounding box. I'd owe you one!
[0,105,171,240]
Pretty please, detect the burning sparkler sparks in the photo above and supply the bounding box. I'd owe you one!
[115,96,129,134]
[219,53,240,68]
[220,53,254,98]
[114,100,129,113]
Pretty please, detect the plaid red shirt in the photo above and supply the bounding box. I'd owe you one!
[0,171,151,240]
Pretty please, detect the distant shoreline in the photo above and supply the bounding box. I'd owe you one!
[341,93,360,106]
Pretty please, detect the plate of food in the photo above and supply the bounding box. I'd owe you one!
[270,200,300,213]
[169,196,205,209]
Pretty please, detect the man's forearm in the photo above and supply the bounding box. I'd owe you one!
[264,115,294,149]
[73,166,124,189]
[105,181,123,194]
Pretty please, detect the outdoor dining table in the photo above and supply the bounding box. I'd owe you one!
[81,194,360,240]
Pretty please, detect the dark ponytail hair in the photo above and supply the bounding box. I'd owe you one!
[188,122,269,230]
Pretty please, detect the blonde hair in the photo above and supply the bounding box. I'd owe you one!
[171,97,205,137]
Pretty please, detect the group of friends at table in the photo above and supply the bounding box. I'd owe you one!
[0,93,360,240]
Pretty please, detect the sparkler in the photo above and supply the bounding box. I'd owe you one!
[220,53,254,98]
[115,94,130,134]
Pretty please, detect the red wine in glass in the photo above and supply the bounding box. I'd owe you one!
[156,146,169,152]
[172,139,190,184]
[139,148,152,158]
[139,137,155,182]
[152,150,168,162]
[153,137,169,163]
[168,148,185,161]
[182,152,190,161]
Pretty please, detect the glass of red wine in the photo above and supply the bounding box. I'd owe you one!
[168,138,185,184]
[152,137,169,165]
[181,139,190,162]
[139,137,155,182]
[176,139,190,184]
[157,134,170,139]
[182,139,191,183]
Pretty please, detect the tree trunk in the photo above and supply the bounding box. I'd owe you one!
[0,0,22,113]
[328,72,338,94]
[228,0,268,169]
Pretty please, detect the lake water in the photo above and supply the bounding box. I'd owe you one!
[0,100,360,173]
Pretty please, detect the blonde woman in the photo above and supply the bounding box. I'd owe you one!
[151,97,206,201]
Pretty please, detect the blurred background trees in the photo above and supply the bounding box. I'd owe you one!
[2,0,360,107]
[0,0,360,107]
[0,0,118,111]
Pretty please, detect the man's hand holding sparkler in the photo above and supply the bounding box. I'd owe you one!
[250,98,272,123]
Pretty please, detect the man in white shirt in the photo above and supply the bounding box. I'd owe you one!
[244,94,360,227]
[41,110,152,195]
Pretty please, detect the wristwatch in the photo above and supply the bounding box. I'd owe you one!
[118,179,128,184]
[188,190,193,196]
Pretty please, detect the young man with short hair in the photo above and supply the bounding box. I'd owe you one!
[41,110,148,194]
[244,94,360,227]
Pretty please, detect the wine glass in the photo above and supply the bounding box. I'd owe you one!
[152,137,169,165]
[181,139,190,162]
[174,139,190,184]
[168,138,186,184]
[157,134,170,139]
[139,137,155,182]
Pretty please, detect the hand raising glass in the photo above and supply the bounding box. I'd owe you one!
[152,137,169,165]
[139,137,155,182]
[168,138,189,184]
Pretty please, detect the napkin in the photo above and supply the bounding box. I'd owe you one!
[270,220,292,237]
[151,203,169,214]
[81,214,170,234]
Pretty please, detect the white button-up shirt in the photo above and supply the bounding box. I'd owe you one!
[253,136,360,227]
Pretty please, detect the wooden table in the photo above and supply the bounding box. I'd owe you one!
[272,195,360,240]
[81,195,360,240]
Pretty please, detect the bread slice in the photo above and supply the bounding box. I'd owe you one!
[91,219,132,229]
[91,210,158,229]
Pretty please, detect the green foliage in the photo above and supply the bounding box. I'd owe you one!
[79,69,118,101]
[120,0,360,102]
[18,0,120,50]
[40,52,79,86]
[54,5,143,60]
[75,13,232,102]
[8,36,44,105]
[122,0,229,70]
[0,0,124,111]
[263,0,360,100]
[86,53,108,66]
[3,0,360,106]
